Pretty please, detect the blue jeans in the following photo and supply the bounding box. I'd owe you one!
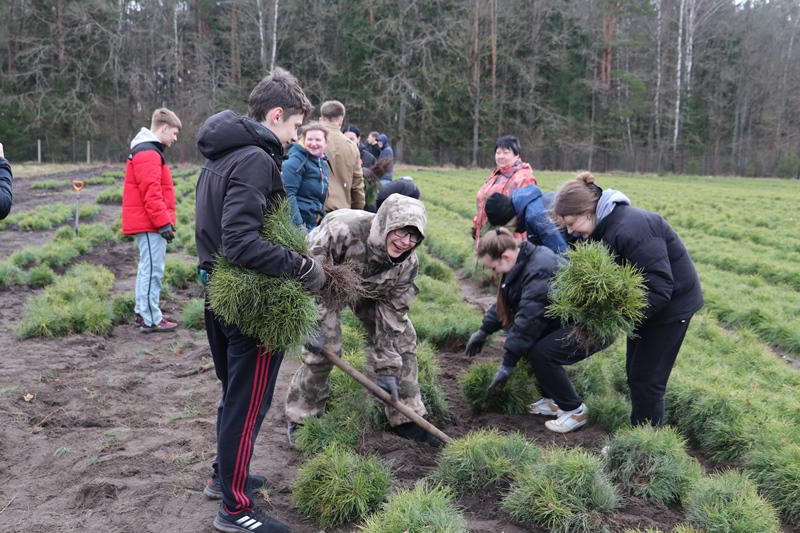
[135,232,167,326]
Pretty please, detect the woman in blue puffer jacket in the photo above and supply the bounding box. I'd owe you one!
[283,122,330,232]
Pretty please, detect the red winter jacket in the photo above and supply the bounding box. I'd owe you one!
[122,130,176,235]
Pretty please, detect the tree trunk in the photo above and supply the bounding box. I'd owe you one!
[673,0,686,168]
[271,0,279,71]
[653,0,663,170]
[470,0,481,168]
[256,0,267,72]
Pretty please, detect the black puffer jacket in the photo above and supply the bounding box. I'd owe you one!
[195,110,303,276]
[481,241,565,368]
[591,204,703,325]
[0,157,12,220]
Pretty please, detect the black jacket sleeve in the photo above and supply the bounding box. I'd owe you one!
[501,263,554,368]
[221,150,302,277]
[0,157,12,220]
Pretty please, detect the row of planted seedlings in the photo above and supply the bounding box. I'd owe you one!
[416,168,800,382]
[412,169,800,529]
[285,245,783,532]
[3,167,209,338]
[419,168,800,352]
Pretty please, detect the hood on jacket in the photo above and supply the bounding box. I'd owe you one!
[595,189,631,224]
[378,134,390,146]
[196,110,283,162]
[369,193,426,263]
[130,127,162,150]
[511,184,544,214]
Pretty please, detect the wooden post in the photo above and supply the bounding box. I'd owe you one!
[86,140,91,164]
[37,139,42,164]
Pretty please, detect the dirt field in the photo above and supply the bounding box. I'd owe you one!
[0,166,789,533]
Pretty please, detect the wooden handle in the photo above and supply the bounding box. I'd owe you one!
[319,347,452,444]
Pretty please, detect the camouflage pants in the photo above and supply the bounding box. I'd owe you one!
[285,300,426,427]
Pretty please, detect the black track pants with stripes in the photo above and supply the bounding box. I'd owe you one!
[204,304,284,512]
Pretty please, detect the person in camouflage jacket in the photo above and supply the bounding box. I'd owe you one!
[285,193,441,447]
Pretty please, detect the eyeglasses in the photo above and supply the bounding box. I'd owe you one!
[393,229,422,244]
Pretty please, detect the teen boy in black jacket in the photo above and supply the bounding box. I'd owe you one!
[195,67,324,533]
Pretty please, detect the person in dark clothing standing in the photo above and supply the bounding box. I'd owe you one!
[550,171,704,428]
[195,67,324,533]
[343,124,377,169]
[376,134,394,184]
[0,143,13,220]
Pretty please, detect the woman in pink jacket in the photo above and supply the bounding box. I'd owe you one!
[472,135,538,247]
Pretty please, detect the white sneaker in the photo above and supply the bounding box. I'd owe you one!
[528,398,564,417]
[544,403,588,433]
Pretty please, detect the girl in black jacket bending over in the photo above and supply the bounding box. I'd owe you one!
[465,228,615,434]
[550,172,704,428]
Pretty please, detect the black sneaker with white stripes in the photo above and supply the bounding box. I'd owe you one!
[213,503,290,533]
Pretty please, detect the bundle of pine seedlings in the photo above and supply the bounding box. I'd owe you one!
[206,197,318,352]
[362,157,392,207]
[546,241,648,352]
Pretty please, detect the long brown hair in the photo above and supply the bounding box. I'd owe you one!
[476,228,518,327]
[550,171,603,229]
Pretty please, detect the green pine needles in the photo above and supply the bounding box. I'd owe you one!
[206,197,318,351]
[292,444,393,529]
[546,241,648,351]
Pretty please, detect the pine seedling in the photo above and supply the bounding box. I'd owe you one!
[429,429,541,494]
[27,264,56,288]
[180,298,206,330]
[357,480,468,533]
[206,197,317,351]
[685,469,781,533]
[111,293,136,324]
[744,443,800,522]
[0,261,26,287]
[603,425,702,506]
[501,445,618,533]
[417,341,450,426]
[292,444,393,528]
[458,361,537,414]
[546,241,647,352]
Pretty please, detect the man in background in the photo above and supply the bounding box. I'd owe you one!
[319,101,365,212]
[122,108,181,333]
[344,123,376,168]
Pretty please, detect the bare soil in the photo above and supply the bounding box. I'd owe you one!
[0,167,794,532]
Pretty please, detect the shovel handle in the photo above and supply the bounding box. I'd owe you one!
[72,180,84,195]
[319,347,453,444]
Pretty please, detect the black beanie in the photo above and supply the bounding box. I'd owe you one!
[485,192,516,226]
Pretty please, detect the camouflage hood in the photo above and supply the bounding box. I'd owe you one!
[369,193,427,265]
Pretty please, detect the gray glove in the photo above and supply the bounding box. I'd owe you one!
[487,364,514,396]
[304,327,326,355]
[373,375,399,404]
[465,329,488,357]
[296,223,308,234]
[298,255,326,292]
[158,223,175,243]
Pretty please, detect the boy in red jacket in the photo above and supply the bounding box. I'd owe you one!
[122,108,181,333]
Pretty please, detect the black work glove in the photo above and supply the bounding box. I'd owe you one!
[297,255,326,292]
[465,329,488,357]
[471,226,478,240]
[304,327,326,355]
[158,223,175,243]
[486,364,514,396]
[373,375,399,404]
